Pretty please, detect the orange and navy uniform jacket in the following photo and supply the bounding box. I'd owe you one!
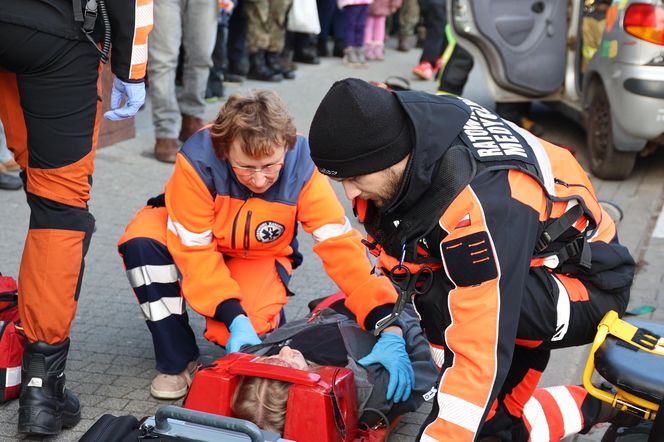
[350,92,635,441]
[0,0,153,81]
[164,130,397,342]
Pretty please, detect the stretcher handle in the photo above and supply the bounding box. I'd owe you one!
[583,311,660,420]
[229,360,321,386]
[155,405,265,442]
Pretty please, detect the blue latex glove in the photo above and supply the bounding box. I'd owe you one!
[358,331,415,403]
[226,315,261,353]
[103,78,146,121]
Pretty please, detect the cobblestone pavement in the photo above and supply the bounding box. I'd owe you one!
[1,40,663,441]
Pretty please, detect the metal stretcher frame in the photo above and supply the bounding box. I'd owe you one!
[583,310,663,421]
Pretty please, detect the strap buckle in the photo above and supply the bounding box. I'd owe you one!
[536,231,552,252]
[82,0,98,33]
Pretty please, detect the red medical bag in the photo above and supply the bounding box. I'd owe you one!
[0,274,24,403]
[0,274,18,321]
[184,353,359,442]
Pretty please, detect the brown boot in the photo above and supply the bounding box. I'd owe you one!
[179,115,205,142]
[154,138,180,163]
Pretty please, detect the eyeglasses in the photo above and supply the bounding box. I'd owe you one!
[230,154,286,177]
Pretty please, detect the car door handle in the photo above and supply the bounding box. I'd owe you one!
[546,18,554,36]
[531,1,545,13]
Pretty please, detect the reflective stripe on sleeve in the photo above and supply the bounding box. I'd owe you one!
[167,217,213,246]
[139,297,185,322]
[311,217,352,243]
[135,4,153,27]
[130,43,148,67]
[437,393,484,433]
[128,0,153,79]
[127,264,178,288]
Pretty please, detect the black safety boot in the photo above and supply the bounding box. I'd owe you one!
[18,339,81,436]
[265,51,295,79]
[247,51,283,82]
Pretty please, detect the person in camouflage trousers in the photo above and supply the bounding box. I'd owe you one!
[397,0,419,51]
[245,0,294,81]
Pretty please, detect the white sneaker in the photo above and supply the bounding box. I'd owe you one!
[150,361,199,400]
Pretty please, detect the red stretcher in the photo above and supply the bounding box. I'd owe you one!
[183,353,397,442]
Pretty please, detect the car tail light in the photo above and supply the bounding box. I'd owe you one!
[624,3,664,45]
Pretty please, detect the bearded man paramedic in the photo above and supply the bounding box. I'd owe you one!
[307,78,635,441]
[117,89,414,402]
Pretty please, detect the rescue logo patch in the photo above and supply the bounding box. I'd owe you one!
[256,221,285,243]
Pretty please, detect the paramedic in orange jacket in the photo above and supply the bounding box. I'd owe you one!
[0,0,152,436]
[308,79,635,442]
[118,90,408,401]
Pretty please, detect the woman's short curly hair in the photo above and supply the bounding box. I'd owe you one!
[210,90,297,159]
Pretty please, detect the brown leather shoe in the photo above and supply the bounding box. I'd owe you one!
[179,115,205,142]
[154,138,180,163]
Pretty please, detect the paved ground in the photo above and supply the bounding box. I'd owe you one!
[1,39,663,441]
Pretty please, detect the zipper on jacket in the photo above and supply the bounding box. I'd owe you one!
[553,178,599,230]
[231,199,249,250]
[243,210,252,256]
[554,177,569,187]
[555,177,592,194]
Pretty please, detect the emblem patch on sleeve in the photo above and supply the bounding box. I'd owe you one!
[255,221,285,243]
[441,231,498,287]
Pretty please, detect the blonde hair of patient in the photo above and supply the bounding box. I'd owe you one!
[232,376,291,433]
[231,359,320,433]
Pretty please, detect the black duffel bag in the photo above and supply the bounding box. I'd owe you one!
[79,405,278,442]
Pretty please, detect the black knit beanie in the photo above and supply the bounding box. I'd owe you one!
[309,78,412,178]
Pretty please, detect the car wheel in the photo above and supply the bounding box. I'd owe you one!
[587,82,637,180]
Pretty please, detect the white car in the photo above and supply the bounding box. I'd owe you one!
[449,0,664,180]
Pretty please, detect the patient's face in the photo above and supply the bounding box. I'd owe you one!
[260,346,309,371]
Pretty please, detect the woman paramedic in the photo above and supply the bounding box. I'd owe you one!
[117,90,411,401]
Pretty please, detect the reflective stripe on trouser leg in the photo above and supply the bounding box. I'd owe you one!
[524,385,602,441]
[118,236,199,374]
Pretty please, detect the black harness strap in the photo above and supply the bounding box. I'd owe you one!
[72,0,84,23]
[553,237,592,270]
[535,204,584,253]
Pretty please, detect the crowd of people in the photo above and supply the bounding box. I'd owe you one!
[146,0,452,163]
[0,0,641,441]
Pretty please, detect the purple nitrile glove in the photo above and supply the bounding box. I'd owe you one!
[103,78,146,121]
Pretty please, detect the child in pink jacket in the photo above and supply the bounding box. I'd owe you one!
[338,0,373,66]
[364,0,401,60]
